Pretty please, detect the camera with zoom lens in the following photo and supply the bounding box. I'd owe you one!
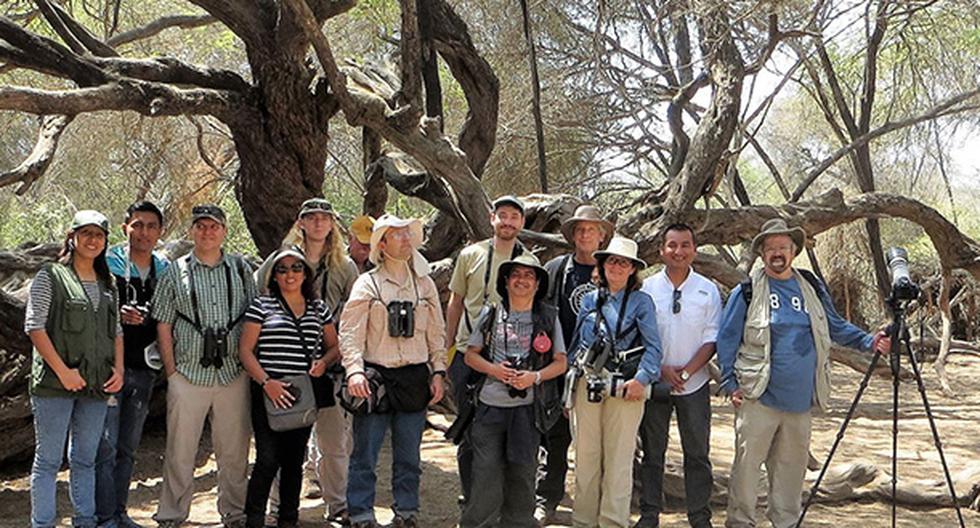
[387,301,415,338]
[885,247,919,302]
[201,327,228,369]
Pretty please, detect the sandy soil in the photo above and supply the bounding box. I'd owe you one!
[2,355,978,528]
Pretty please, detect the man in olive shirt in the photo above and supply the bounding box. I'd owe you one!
[444,195,537,506]
[151,204,257,528]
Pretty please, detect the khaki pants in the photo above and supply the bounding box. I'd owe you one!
[155,372,251,524]
[313,402,353,514]
[726,399,811,528]
[571,377,645,528]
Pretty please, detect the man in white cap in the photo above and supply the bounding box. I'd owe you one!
[445,195,537,506]
[717,218,891,528]
[339,214,447,528]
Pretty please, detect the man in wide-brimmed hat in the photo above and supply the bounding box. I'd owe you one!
[717,218,891,528]
[339,214,447,528]
[535,204,613,523]
[444,195,539,506]
[458,253,568,528]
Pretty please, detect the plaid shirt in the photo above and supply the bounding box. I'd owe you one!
[152,251,257,385]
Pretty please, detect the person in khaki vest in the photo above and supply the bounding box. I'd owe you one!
[716,219,891,528]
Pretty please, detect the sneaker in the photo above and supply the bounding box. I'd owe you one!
[534,505,557,526]
[156,522,181,528]
[326,508,350,526]
[631,518,659,528]
[119,516,146,528]
[304,478,323,499]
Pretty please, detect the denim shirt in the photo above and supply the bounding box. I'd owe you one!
[571,288,663,386]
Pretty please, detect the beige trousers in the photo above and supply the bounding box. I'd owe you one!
[725,399,812,528]
[571,377,646,528]
[312,401,353,514]
[155,372,251,524]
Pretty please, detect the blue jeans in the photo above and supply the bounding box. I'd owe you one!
[347,410,426,523]
[31,395,109,528]
[96,368,157,526]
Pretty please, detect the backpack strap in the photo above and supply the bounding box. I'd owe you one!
[741,268,824,306]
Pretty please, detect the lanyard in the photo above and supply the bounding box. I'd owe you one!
[123,245,156,304]
[596,287,632,342]
[185,255,234,329]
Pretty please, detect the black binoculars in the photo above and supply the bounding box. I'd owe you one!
[387,301,415,338]
[201,327,228,369]
[506,355,530,398]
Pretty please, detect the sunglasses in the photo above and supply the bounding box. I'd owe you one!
[274,262,306,274]
[672,289,682,314]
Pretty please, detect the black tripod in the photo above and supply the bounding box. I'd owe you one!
[795,294,966,528]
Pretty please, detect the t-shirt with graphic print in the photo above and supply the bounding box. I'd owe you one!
[468,309,565,408]
[559,260,596,346]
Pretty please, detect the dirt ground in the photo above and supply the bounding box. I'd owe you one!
[2,355,978,528]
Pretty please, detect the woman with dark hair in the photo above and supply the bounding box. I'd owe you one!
[25,210,124,528]
[239,246,340,528]
[569,236,663,528]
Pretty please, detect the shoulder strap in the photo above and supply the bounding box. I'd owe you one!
[740,277,753,306]
[47,262,88,302]
[797,268,823,295]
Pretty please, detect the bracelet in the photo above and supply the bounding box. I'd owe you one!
[534,371,542,385]
[260,376,270,387]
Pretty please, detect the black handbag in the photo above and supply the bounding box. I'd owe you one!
[297,300,335,409]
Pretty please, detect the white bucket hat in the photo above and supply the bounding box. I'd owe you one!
[369,214,424,265]
[592,235,646,270]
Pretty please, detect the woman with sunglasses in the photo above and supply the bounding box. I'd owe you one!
[568,236,663,528]
[25,210,125,528]
[239,246,340,528]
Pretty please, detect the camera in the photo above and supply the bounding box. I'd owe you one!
[886,247,919,302]
[586,374,607,403]
[506,355,530,398]
[201,327,228,369]
[584,372,669,403]
[387,301,415,338]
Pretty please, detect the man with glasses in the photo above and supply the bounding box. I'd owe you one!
[152,204,257,528]
[637,223,721,528]
[717,219,890,528]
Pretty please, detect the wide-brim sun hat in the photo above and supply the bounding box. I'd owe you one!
[350,215,375,245]
[751,218,806,256]
[593,236,646,270]
[369,214,424,265]
[559,204,615,246]
[495,253,549,302]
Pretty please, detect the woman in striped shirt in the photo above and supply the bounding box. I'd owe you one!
[238,246,339,528]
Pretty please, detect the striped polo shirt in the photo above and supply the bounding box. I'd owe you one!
[245,295,332,376]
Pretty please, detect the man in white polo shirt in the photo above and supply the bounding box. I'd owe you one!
[636,223,721,528]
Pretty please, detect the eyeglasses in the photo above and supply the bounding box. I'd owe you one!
[274,262,306,274]
[672,289,682,314]
[605,256,634,268]
[385,230,413,241]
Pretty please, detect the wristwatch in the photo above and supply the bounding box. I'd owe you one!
[679,369,690,382]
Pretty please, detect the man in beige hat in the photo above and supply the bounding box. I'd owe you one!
[444,195,538,506]
[535,204,613,523]
[349,215,375,273]
[717,218,891,528]
[339,214,447,528]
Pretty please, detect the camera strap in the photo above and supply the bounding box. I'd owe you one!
[464,240,524,334]
[278,296,323,369]
[367,267,419,307]
[594,287,631,342]
[180,254,234,331]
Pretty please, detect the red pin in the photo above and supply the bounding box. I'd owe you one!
[533,331,552,353]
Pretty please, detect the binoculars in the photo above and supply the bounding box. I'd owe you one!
[201,327,228,369]
[387,301,416,338]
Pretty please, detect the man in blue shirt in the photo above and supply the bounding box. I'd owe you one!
[717,219,890,528]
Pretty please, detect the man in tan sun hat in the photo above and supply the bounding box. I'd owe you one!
[339,213,447,528]
[717,218,891,528]
[535,204,613,524]
[349,215,375,273]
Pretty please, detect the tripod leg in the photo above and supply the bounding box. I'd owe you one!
[794,351,884,528]
[903,337,967,528]
[891,332,900,528]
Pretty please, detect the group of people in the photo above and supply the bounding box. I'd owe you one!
[26,195,890,528]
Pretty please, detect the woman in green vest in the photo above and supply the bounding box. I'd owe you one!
[25,210,124,528]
